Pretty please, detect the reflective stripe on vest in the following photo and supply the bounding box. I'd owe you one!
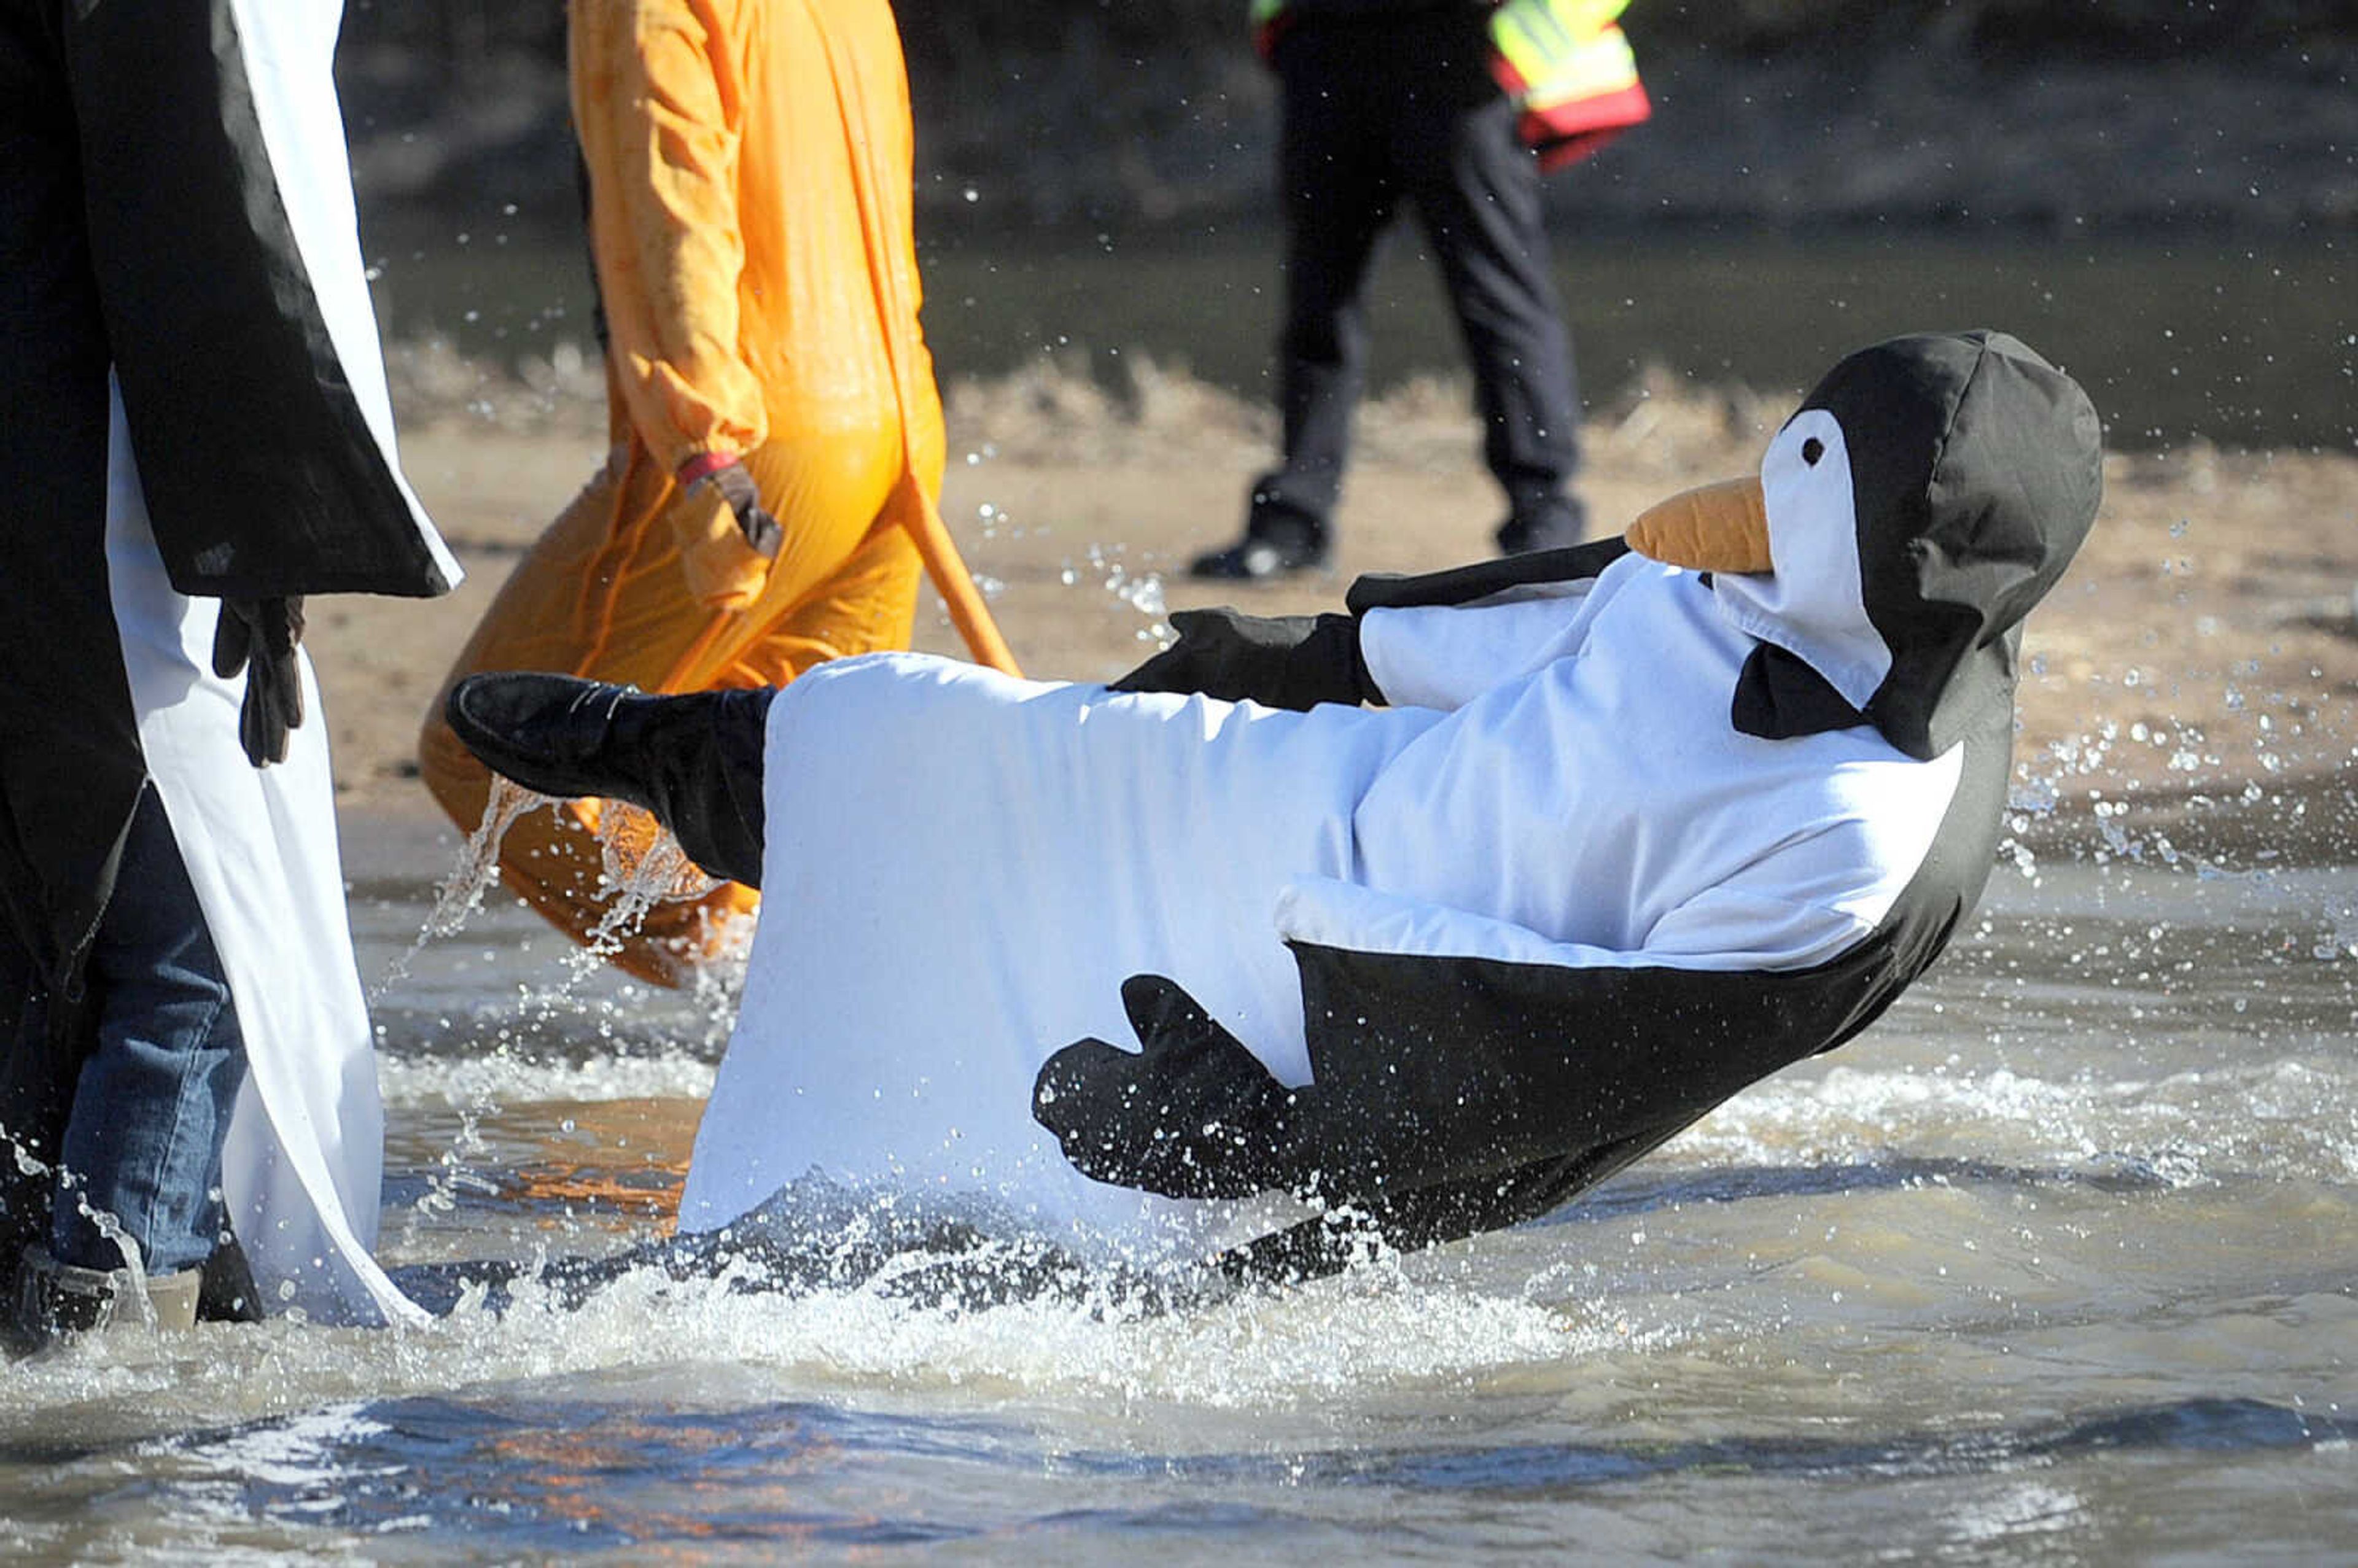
[1492,0,1638,99]
[1246,0,1651,173]
[1249,0,1289,61]
[1488,0,1650,171]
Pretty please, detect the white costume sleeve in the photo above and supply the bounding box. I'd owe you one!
[1358,583,1598,712]
[226,0,459,587]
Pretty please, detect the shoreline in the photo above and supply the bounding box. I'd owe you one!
[317,357,2358,885]
[343,35,2358,236]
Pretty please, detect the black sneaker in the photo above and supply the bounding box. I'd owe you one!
[1496,497,1588,556]
[1187,534,1330,582]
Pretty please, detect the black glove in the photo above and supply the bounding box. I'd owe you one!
[1033,974,1307,1200]
[1111,608,1376,710]
[211,596,306,767]
[707,460,784,559]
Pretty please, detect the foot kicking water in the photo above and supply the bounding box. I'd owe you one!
[446,676,772,889]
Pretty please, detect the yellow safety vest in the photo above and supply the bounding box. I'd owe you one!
[1487,0,1650,169]
[1248,0,1650,173]
[1248,0,1289,58]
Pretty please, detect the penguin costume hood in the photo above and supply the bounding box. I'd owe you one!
[1656,328,2103,761]
[660,329,2099,1284]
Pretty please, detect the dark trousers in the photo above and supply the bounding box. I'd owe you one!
[1251,9,1584,554]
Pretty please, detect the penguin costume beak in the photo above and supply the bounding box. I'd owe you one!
[1624,476,1772,573]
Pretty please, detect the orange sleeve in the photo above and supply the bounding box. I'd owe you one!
[570,0,766,473]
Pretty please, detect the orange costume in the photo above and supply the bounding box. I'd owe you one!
[421,0,1012,986]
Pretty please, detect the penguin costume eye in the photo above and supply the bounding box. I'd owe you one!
[1712,408,1897,713]
[1760,410,1855,578]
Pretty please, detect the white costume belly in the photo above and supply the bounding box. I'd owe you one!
[679,655,1438,1252]
[1341,564,1961,971]
[683,563,1964,1260]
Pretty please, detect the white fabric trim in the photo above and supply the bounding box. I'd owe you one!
[105,388,424,1328]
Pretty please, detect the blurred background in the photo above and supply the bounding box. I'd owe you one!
[338,0,2354,451]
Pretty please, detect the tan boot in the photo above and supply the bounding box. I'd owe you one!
[13,1245,200,1340]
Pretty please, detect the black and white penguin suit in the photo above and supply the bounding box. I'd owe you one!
[676,330,2101,1277]
[1,2,457,1321]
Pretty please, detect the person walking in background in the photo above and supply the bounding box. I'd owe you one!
[418,0,1016,991]
[1,0,457,1340]
[1190,0,1649,580]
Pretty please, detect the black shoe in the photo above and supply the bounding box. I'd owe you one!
[1188,534,1329,582]
[445,673,661,807]
[1496,497,1588,557]
[445,673,776,887]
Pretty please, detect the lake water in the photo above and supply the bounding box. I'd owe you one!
[4,221,2352,1559]
[3,786,2356,1562]
[363,219,2356,453]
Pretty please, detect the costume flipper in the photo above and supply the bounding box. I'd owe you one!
[1111,609,1375,711]
[1346,538,1630,614]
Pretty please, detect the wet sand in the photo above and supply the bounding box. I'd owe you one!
[317,357,2358,872]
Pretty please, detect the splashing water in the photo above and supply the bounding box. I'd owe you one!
[577,800,723,966]
[378,783,741,1246]
[12,817,2358,1559]
[398,782,725,976]
[376,776,551,998]
[69,1198,162,1332]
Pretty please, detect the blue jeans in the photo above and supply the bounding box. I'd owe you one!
[50,786,247,1276]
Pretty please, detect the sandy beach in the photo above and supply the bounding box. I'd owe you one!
[316,354,2358,874]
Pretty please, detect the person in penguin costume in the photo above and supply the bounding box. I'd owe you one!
[2,2,456,1335]
[445,329,2101,1281]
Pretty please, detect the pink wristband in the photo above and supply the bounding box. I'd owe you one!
[675,450,735,489]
